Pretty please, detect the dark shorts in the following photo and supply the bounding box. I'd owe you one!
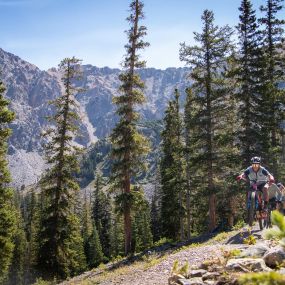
[250,182,266,192]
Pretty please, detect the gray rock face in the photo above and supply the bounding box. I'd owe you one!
[0,48,191,187]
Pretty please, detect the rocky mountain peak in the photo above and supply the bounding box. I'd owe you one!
[0,48,191,188]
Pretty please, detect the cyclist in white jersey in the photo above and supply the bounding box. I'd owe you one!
[237,156,275,209]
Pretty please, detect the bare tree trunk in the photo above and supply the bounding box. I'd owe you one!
[228,196,234,228]
[124,173,132,255]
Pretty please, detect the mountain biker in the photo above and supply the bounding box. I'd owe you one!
[236,156,275,210]
[276,182,285,214]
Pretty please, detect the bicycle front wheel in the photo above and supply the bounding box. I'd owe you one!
[248,191,255,227]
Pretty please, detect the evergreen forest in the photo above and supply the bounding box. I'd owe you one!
[0,0,285,284]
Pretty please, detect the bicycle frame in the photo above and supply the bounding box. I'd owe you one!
[241,177,267,229]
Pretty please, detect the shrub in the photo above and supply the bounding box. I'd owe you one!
[239,271,285,285]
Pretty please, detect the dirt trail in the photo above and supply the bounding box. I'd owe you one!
[60,224,267,285]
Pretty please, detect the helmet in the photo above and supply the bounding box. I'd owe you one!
[251,156,261,164]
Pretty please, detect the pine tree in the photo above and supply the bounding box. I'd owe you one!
[184,87,196,239]
[216,55,244,229]
[7,191,26,285]
[150,167,161,242]
[86,223,104,268]
[24,189,39,284]
[160,90,186,240]
[0,77,16,283]
[259,0,285,177]
[110,214,124,258]
[236,0,265,164]
[110,0,150,255]
[92,174,112,259]
[37,57,86,280]
[81,190,93,268]
[180,10,233,231]
[131,186,153,252]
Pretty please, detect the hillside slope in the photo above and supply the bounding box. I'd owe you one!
[58,224,282,285]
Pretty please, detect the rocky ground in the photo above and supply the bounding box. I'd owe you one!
[58,224,285,285]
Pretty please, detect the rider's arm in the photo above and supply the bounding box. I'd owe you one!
[262,168,275,184]
[237,168,250,181]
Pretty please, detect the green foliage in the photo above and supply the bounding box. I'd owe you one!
[110,0,150,255]
[131,188,153,252]
[92,174,112,259]
[86,223,104,268]
[232,220,246,231]
[239,271,285,285]
[265,210,285,248]
[178,262,189,277]
[160,90,186,240]
[152,237,173,247]
[258,0,285,178]
[171,260,189,277]
[235,0,266,163]
[32,278,56,285]
[109,215,125,258]
[243,234,257,245]
[171,260,179,274]
[222,248,241,260]
[180,9,236,232]
[37,57,86,280]
[77,139,112,187]
[0,78,16,283]
[7,193,27,285]
[22,189,40,284]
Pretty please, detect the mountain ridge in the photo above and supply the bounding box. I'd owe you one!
[0,48,191,188]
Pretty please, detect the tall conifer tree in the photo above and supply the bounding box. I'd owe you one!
[180,10,233,231]
[23,189,38,284]
[236,0,265,164]
[160,90,186,240]
[92,174,112,259]
[37,57,86,280]
[184,87,197,238]
[259,0,285,177]
[86,223,104,268]
[0,77,16,283]
[110,0,149,255]
[7,192,26,285]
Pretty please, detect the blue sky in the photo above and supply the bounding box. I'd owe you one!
[0,0,268,70]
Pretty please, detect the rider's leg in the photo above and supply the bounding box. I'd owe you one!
[262,184,269,209]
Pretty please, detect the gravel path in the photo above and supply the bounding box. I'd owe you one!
[98,244,246,285]
[60,225,266,285]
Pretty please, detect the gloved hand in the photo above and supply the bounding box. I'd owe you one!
[236,175,243,181]
[269,178,275,185]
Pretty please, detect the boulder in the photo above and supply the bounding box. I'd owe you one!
[201,272,220,281]
[189,269,207,278]
[239,243,269,258]
[226,258,272,272]
[263,246,285,268]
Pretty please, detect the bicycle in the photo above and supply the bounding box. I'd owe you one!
[241,178,267,230]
